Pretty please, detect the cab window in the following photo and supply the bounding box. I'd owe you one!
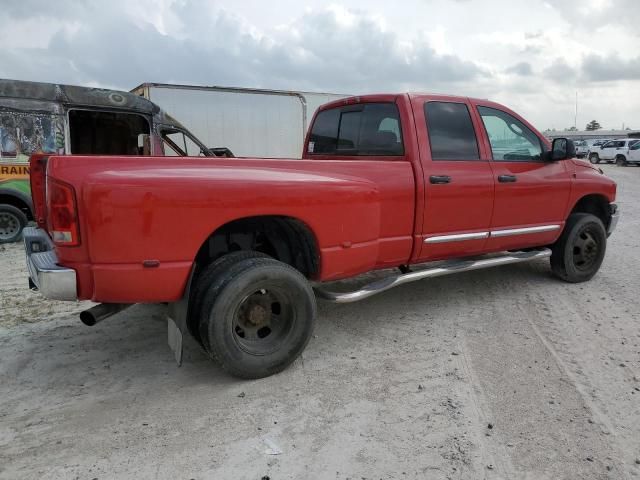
[308,103,403,156]
[69,110,150,155]
[161,129,204,156]
[478,106,543,162]
[0,112,62,159]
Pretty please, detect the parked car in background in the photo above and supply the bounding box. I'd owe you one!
[573,140,588,158]
[586,138,605,151]
[627,140,640,165]
[589,138,639,166]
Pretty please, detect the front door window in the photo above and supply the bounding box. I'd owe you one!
[477,106,543,162]
[161,129,204,156]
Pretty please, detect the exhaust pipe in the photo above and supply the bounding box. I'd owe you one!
[80,303,131,326]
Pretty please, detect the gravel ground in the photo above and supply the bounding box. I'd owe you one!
[1,164,639,480]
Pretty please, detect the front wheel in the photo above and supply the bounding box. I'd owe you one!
[199,257,316,379]
[551,213,606,283]
[589,153,600,164]
[0,204,28,244]
[615,155,627,166]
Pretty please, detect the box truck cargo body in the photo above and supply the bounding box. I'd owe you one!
[132,83,348,158]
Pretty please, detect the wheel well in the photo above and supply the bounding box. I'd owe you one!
[0,194,33,221]
[570,195,610,229]
[195,216,320,279]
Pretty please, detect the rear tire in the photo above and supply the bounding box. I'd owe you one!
[188,251,269,345]
[589,153,600,164]
[199,257,316,379]
[615,155,627,166]
[0,204,28,244]
[551,213,606,283]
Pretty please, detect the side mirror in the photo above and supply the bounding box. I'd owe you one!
[550,138,574,161]
[206,147,235,158]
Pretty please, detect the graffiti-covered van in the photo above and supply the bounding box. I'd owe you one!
[0,79,216,243]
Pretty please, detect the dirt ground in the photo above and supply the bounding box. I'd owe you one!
[1,164,639,480]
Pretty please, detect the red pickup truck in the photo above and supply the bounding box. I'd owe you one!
[24,93,618,379]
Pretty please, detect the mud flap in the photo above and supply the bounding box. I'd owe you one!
[166,266,195,367]
[167,316,184,366]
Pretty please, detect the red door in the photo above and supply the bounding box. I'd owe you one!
[472,101,572,251]
[411,95,495,262]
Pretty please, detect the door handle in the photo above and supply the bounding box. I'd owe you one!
[498,174,517,183]
[429,175,451,184]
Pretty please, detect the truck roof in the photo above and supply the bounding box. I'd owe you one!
[317,93,490,111]
[0,79,159,115]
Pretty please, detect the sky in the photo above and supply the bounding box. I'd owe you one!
[0,0,638,131]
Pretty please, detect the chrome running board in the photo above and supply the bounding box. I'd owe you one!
[314,248,551,303]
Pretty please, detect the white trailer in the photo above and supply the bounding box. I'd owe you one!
[131,83,348,158]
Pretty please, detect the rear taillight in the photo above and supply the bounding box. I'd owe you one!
[29,154,48,228]
[47,178,80,246]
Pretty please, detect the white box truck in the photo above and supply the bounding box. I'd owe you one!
[131,83,348,158]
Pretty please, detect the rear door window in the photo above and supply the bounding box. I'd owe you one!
[308,103,403,156]
[424,102,479,160]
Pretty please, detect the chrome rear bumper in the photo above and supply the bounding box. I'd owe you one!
[23,227,77,301]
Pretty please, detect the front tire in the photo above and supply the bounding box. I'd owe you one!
[199,257,316,379]
[615,155,627,166]
[551,213,606,283]
[589,153,600,164]
[0,204,28,244]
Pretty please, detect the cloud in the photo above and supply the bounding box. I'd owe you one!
[0,2,486,93]
[543,58,577,82]
[505,62,533,76]
[524,31,543,40]
[547,0,640,31]
[582,53,640,81]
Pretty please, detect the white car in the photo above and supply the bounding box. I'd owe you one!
[572,140,589,158]
[628,140,640,165]
[589,138,640,165]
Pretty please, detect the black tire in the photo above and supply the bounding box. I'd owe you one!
[589,153,600,164]
[551,213,607,283]
[0,204,28,244]
[615,155,627,166]
[188,251,269,345]
[199,257,316,379]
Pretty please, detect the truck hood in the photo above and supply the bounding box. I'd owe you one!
[570,158,603,174]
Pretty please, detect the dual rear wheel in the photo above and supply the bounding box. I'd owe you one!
[191,252,316,379]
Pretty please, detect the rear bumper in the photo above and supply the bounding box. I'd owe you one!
[23,227,77,301]
[608,203,619,236]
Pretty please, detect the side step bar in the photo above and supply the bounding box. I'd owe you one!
[314,249,551,303]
